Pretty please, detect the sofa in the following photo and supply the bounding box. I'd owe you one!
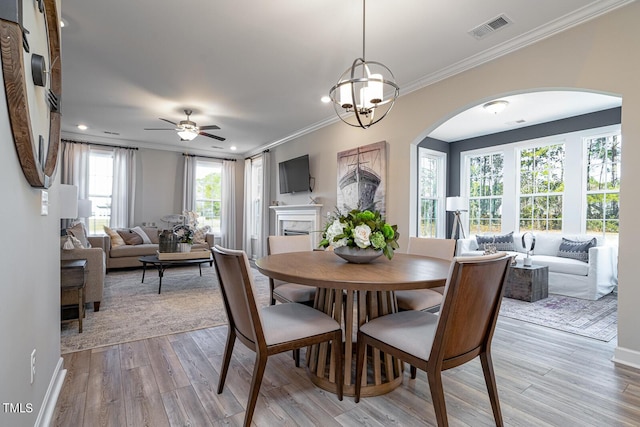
[97,226,215,271]
[60,235,107,311]
[457,232,618,300]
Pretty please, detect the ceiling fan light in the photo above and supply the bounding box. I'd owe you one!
[177,128,199,140]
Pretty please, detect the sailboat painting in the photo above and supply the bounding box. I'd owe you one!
[336,141,387,216]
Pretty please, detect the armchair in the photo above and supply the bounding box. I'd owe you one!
[60,235,107,311]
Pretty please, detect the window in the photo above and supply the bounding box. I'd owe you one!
[417,148,446,237]
[586,133,621,242]
[195,160,222,234]
[87,149,113,234]
[518,144,564,232]
[250,157,263,240]
[468,153,503,235]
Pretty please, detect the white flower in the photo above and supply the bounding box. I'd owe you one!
[353,224,372,248]
[325,219,345,243]
[332,237,348,248]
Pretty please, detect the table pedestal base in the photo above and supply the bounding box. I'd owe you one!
[306,288,405,397]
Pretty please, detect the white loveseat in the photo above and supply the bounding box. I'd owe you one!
[457,232,617,300]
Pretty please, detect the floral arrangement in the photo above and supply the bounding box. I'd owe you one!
[173,224,194,244]
[319,209,399,259]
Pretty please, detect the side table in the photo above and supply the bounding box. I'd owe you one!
[61,259,87,333]
[504,263,549,302]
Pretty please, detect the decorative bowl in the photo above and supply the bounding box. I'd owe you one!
[333,246,383,264]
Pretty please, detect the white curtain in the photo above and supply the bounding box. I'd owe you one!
[260,151,271,258]
[243,158,252,256]
[60,141,90,229]
[221,160,237,248]
[182,155,196,212]
[111,147,136,228]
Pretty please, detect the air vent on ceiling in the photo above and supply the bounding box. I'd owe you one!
[103,130,120,135]
[468,14,512,40]
[211,145,223,150]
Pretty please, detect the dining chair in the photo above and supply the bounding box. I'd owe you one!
[395,237,456,312]
[355,252,511,427]
[212,245,343,427]
[267,235,316,306]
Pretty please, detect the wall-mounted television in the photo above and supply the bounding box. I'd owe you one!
[279,154,310,194]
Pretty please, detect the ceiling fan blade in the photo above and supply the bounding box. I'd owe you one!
[144,128,175,131]
[199,124,221,130]
[200,132,226,141]
[159,118,177,125]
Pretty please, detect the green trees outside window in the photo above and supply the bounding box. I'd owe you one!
[468,153,503,235]
[195,161,222,233]
[519,144,565,232]
[586,134,621,236]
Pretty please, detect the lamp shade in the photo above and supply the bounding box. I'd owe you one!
[59,184,79,219]
[78,199,92,218]
[446,196,468,212]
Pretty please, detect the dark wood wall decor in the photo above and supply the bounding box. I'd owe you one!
[0,0,62,188]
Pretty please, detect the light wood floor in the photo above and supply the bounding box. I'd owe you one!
[53,316,640,426]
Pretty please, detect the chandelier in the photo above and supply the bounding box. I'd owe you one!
[329,0,399,129]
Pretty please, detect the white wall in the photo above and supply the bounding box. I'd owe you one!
[270,3,640,366]
[0,3,65,424]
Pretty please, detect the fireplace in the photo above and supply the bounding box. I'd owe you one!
[270,204,323,248]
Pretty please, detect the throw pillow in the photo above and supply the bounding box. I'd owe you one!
[131,226,152,244]
[476,231,515,251]
[117,229,143,245]
[104,225,126,248]
[557,237,597,263]
[193,225,211,244]
[67,222,91,248]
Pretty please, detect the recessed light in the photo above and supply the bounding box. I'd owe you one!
[320,96,331,103]
[77,124,88,130]
[230,146,237,151]
[483,100,509,114]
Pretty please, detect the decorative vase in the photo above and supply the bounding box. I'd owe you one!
[178,243,192,253]
[159,230,178,253]
[333,246,383,264]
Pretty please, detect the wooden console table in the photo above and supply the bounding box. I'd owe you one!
[61,259,87,333]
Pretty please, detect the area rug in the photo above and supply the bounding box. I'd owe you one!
[60,265,271,354]
[499,293,617,342]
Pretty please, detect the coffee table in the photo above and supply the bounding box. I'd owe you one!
[139,254,213,294]
[504,263,549,302]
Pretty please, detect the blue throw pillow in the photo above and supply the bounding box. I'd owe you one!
[557,237,597,263]
[476,231,515,251]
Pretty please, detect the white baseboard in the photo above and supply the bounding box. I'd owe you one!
[612,346,640,370]
[35,357,66,427]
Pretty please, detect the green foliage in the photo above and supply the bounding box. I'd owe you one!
[319,209,400,260]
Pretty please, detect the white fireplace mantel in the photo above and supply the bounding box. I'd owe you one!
[270,204,323,248]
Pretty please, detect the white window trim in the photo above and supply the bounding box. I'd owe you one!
[459,124,621,237]
[417,148,447,238]
[582,129,622,237]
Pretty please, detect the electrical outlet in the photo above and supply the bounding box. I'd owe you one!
[30,349,36,384]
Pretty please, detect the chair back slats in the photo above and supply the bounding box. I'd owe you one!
[431,253,510,367]
[407,237,456,261]
[212,246,263,347]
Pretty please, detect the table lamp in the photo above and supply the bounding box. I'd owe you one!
[446,196,468,239]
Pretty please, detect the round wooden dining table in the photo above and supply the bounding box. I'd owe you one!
[255,250,450,397]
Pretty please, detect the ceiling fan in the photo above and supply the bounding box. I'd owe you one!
[144,109,225,141]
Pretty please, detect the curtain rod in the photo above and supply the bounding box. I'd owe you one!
[61,139,138,151]
[182,153,236,162]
